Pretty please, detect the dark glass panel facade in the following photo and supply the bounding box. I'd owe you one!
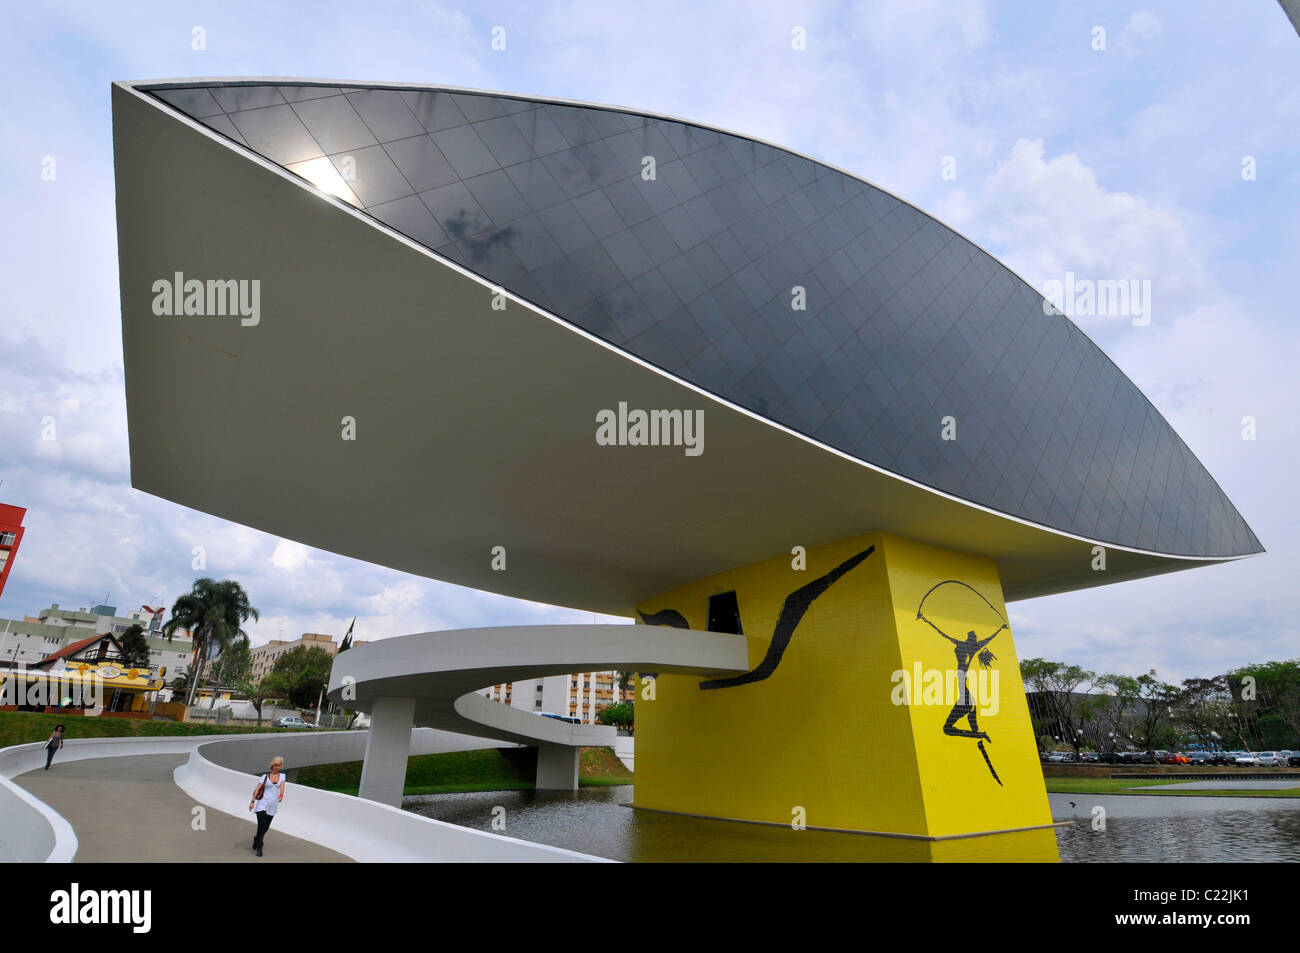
[145,82,1262,558]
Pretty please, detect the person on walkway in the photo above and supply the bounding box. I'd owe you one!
[43,725,65,770]
[248,755,286,857]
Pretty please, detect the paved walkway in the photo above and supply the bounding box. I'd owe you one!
[15,754,352,863]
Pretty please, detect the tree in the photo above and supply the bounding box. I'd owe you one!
[118,624,151,668]
[1021,658,1097,757]
[1093,673,1141,752]
[238,675,282,727]
[162,578,260,708]
[597,701,634,730]
[1233,660,1300,749]
[208,636,252,707]
[1121,670,1179,754]
[268,646,333,709]
[1172,676,1235,750]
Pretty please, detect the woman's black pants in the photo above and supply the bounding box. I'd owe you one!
[254,811,274,849]
[45,746,57,769]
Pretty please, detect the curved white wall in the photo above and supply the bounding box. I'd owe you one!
[0,742,78,863]
[0,736,215,863]
[1,729,607,863]
[177,734,607,862]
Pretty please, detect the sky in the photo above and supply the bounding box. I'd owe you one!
[0,1,1296,686]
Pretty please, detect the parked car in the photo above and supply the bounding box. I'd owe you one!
[1234,752,1260,766]
[1255,751,1283,767]
[275,715,314,729]
[1187,751,1213,765]
[1081,751,1100,763]
[1280,750,1300,767]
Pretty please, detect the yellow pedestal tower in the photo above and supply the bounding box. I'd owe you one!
[633,531,1057,854]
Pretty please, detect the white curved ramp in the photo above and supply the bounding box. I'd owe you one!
[326,624,749,801]
[2,731,612,862]
[0,742,79,863]
[328,624,747,743]
[176,734,610,863]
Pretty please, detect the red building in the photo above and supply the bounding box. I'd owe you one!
[0,503,26,603]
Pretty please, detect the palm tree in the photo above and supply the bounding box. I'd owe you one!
[162,578,260,709]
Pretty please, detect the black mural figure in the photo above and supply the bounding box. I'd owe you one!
[917,581,1006,786]
[640,547,875,691]
[637,608,690,629]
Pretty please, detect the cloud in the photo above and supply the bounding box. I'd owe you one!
[937,137,1208,334]
[268,540,310,572]
[1117,11,1163,58]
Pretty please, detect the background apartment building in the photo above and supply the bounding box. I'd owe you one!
[481,671,632,724]
[249,631,368,681]
[0,503,26,603]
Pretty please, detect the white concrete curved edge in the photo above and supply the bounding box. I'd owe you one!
[326,624,748,801]
[0,742,79,863]
[1,736,225,862]
[177,734,610,862]
[1,730,611,863]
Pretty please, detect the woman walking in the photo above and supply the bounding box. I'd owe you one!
[248,756,286,857]
[43,725,65,770]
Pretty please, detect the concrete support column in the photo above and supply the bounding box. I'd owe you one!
[358,696,415,807]
[535,743,579,790]
[633,530,1056,847]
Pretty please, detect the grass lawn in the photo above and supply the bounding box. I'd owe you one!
[0,709,287,749]
[1045,776,1300,798]
[296,746,633,796]
[3,711,636,796]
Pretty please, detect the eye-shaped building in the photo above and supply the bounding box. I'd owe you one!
[113,80,1259,848]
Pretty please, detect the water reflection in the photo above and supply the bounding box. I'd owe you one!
[1050,793,1300,863]
[405,786,1061,862]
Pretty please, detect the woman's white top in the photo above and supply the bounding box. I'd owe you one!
[255,772,284,815]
